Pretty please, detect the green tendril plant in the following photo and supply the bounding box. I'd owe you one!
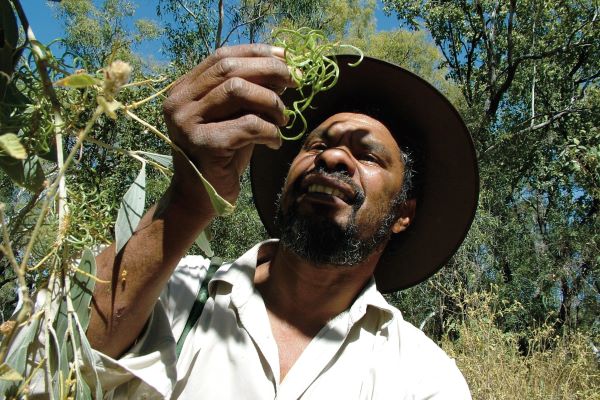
[271,27,363,141]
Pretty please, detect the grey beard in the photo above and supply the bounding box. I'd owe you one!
[275,174,400,266]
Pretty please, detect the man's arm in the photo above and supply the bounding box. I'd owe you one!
[87,44,293,358]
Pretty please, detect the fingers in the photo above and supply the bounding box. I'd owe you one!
[190,115,282,151]
[190,77,288,125]
[170,44,289,98]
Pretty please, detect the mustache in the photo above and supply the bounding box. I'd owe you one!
[295,167,365,207]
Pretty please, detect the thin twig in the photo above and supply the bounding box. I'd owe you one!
[0,206,32,364]
[19,107,103,274]
[126,80,176,109]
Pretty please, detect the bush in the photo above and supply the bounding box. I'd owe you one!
[441,288,600,399]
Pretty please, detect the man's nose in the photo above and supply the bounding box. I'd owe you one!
[315,147,356,175]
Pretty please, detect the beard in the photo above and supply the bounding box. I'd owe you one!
[275,170,401,267]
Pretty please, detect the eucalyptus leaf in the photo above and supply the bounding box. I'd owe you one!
[73,314,103,399]
[69,317,92,400]
[138,151,173,168]
[47,325,67,400]
[115,164,146,254]
[71,248,97,331]
[0,154,45,191]
[195,230,214,258]
[54,73,100,89]
[75,368,92,399]
[55,297,69,351]
[0,133,27,159]
[198,171,234,216]
[0,315,40,395]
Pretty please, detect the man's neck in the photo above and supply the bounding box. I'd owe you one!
[254,243,379,334]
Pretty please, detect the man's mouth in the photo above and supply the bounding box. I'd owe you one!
[297,171,361,205]
[307,184,347,200]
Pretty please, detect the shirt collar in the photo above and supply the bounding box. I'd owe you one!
[210,239,398,326]
[348,277,398,329]
[209,239,278,307]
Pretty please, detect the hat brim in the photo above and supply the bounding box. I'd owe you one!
[250,55,479,293]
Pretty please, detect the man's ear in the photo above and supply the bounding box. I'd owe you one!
[391,199,416,234]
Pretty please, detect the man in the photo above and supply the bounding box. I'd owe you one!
[87,44,478,399]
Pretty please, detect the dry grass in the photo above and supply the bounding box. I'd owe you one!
[441,289,600,400]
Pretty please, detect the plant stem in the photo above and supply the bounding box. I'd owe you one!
[125,80,175,109]
[0,207,32,364]
[19,106,103,274]
[124,109,233,215]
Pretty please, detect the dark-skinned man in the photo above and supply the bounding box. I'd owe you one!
[86,44,478,399]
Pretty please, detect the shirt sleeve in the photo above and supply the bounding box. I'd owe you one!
[90,255,211,399]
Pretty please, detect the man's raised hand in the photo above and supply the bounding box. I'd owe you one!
[163,44,295,209]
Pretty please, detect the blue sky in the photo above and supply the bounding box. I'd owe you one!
[22,0,401,61]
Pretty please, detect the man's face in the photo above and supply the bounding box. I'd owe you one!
[275,112,413,266]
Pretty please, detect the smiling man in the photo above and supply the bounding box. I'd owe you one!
[86,44,478,399]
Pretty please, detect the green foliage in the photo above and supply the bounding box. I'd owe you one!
[156,0,332,73]
[0,0,597,396]
[382,0,600,338]
[208,171,268,261]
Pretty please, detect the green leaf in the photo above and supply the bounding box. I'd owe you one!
[197,170,234,216]
[0,315,40,395]
[54,73,100,89]
[69,318,93,400]
[0,364,23,382]
[71,248,97,331]
[73,314,103,399]
[0,154,45,191]
[47,325,67,400]
[115,164,146,254]
[137,151,173,168]
[195,230,214,258]
[0,133,27,159]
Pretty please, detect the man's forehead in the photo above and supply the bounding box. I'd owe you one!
[305,112,401,152]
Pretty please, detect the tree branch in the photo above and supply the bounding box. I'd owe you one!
[221,11,271,47]
[175,0,198,19]
[215,0,224,50]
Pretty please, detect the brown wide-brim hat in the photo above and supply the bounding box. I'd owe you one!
[250,55,479,293]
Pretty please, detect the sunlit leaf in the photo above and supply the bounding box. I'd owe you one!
[0,315,40,394]
[0,133,27,160]
[197,171,234,216]
[47,325,67,399]
[195,230,214,258]
[54,73,100,88]
[115,164,146,254]
[0,154,45,191]
[137,151,173,169]
[73,314,103,399]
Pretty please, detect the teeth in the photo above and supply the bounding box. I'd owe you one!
[308,184,345,199]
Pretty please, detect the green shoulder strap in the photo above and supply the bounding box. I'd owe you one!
[176,257,222,359]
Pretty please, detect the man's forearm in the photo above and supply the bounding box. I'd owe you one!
[87,186,214,358]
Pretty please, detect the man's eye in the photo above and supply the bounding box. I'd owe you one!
[360,154,379,164]
[308,142,327,151]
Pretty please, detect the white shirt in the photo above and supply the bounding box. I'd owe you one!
[92,240,471,399]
